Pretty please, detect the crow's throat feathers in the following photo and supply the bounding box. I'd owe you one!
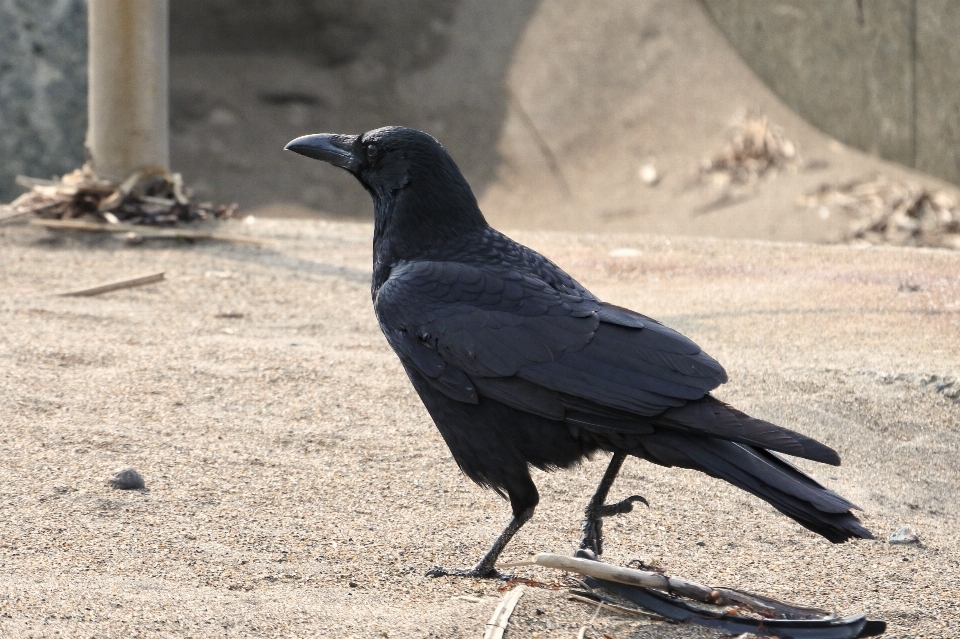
[368,135,487,293]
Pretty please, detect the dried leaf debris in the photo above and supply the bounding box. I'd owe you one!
[1,165,237,226]
[800,174,960,249]
[700,112,803,188]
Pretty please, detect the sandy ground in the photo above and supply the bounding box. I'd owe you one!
[1,217,958,638]
[4,3,958,637]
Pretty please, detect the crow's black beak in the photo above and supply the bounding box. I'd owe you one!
[284,133,360,171]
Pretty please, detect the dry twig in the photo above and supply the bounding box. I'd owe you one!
[501,554,719,603]
[483,585,525,639]
[503,554,884,637]
[31,219,267,245]
[500,553,828,620]
[58,272,165,298]
[576,591,605,639]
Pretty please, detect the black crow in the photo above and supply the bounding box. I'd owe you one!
[285,126,873,578]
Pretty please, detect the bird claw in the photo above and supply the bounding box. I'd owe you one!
[580,494,649,556]
[425,564,503,579]
[595,495,649,517]
[580,527,604,557]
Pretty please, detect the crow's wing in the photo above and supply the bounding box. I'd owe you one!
[376,260,840,463]
[375,260,725,420]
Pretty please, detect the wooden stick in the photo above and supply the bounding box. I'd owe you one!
[501,553,832,620]
[58,272,165,297]
[483,585,525,639]
[30,218,268,245]
[577,591,604,639]
[502,553,719,604]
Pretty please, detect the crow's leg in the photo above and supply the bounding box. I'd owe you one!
[427,473,539,579]
[426,506,535,578]
[579,452,647,556]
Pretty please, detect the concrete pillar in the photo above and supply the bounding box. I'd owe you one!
[87,0,169,182]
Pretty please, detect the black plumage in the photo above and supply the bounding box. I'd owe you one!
[285,126,873,577]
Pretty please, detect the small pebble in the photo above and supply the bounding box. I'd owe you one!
[108,466,145,490]
[888,525,920,545]
[638,164,660,186]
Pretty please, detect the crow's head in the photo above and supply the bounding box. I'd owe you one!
[286,126,421,194]
[286,126,473,205]
[285,127,486,253]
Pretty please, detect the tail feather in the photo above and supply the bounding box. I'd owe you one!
[655,397,842,466]
[632,432,873,543]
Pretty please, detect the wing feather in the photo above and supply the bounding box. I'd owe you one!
[375,259,837,465]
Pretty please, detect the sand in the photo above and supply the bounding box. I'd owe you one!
[1,218,958,638]
[4,4,959,635]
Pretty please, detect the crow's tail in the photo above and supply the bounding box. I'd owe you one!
[632,433,873,543]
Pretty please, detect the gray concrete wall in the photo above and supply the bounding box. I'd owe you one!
[916,1,960,183]
[0,0,87,202]
[702,0,960,186]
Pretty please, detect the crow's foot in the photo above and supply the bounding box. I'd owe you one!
[425,564,503,579]
[595,494,648,517]
[579,494,648,556]
[426,507,535,580]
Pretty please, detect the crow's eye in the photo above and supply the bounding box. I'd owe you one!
[366,144,379,159]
